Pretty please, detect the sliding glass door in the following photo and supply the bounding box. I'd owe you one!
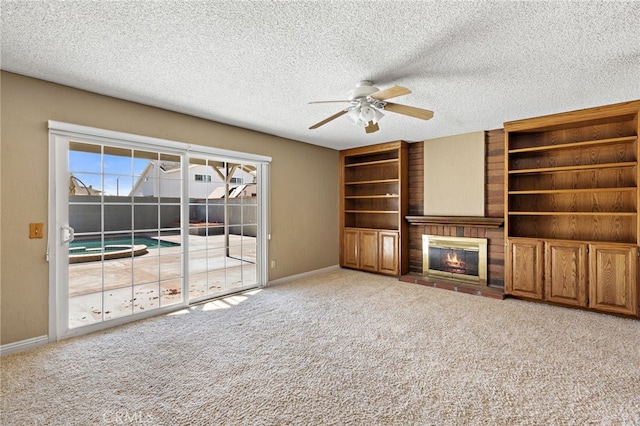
[187,157,259,302]
[49,122,269,340]
[66,142,184,328]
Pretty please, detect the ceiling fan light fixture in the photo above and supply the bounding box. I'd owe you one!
[347,105,367,127]
[360,104,375,122]
[349,102,384,126]
[371,106,385,124]
[346,105,360,121]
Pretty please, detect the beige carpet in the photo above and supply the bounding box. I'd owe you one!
[2,269,639,425]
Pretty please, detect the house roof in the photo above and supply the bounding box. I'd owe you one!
[69,174,102,196]
[2,1,639,150]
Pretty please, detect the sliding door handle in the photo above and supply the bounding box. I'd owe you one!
[61,225,75,244]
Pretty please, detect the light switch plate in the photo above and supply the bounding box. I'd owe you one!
[29,223,43,239]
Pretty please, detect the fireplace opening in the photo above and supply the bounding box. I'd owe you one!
[422,235,487,286]
[428,247,479,276]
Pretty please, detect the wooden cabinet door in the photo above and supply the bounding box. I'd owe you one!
[378,231,399,275]
[359,230,379,272]
[506,238,544,299]
[545,241,588,307]
[589,244,638,316]
[342,229,359,269]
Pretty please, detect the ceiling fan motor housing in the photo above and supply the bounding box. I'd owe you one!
[349,80,379,100]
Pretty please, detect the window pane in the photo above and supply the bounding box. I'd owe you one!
[134,204,158,230]
[208,204,225,225]
[133,254,159,285]
[133,177,158,198]
[134,150,159,163]
[242,236,257,263]
[133,283,160,313]
[159,178,181,199]
[160,279,182,306]
[207,232,226,248]
[104,204,132,232]
[103,147,132,175]
[158,154,181,183]
[69,143,101,175]
[207,270,226,294]
[207,224,225,238]
[189,272,208,299]
[160,205,180,229]
[69,173,103,197]
[229,233,244,246]
[69,203,101,233]
[242,263,257,286]
[243,224,257,238]
[228,205,242,225]
[134,230,157,244]
[158,231,182,254]
[160,254,181,281]
[69,293,102,327]
[243,206,257,224]
[189,200,206,221]
[103,257,132,289]
[103,287,134,320]
[103,175,133,199]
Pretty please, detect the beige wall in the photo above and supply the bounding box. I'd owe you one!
[0,71,339,345]
[423,131,485,216]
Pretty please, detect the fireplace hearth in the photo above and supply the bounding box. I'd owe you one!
[422,235,487,286]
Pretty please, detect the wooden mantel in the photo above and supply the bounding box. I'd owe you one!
[405,216,504,228]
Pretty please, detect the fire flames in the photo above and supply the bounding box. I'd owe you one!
[445,252,464,267]
[444,251,466,273]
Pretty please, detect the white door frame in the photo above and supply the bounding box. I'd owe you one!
[48,121,270,341]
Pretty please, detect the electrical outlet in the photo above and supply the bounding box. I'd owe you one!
[271,260,276,269]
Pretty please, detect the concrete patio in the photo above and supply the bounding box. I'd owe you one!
[68,233,257,328]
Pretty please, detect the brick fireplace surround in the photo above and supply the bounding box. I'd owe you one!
[399,129,506,299]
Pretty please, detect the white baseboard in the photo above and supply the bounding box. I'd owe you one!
[268,265,341,287]
[1,335,49,357]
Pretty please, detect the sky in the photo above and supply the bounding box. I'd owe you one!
[69,150,151,196]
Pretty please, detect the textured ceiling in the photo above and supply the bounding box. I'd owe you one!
[2,1,640,150]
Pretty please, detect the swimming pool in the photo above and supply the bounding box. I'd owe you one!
[70,237,180,252]
[69,237,180,263]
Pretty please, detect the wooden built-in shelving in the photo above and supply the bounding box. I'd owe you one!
[508,135,637,153]
[340,141,408,276]
[504,100,640,317]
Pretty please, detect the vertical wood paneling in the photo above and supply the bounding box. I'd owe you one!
[408,142,424,216]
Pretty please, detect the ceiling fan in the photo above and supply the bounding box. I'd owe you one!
[308,80,434,134]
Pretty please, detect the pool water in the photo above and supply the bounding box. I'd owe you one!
[70,237,180,254]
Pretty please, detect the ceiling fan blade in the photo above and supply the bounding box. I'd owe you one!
[309,110,348,129]
[364,121,379,134]
[383,102,434,120]
[308,100,352,104]
[370,85,411,101]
